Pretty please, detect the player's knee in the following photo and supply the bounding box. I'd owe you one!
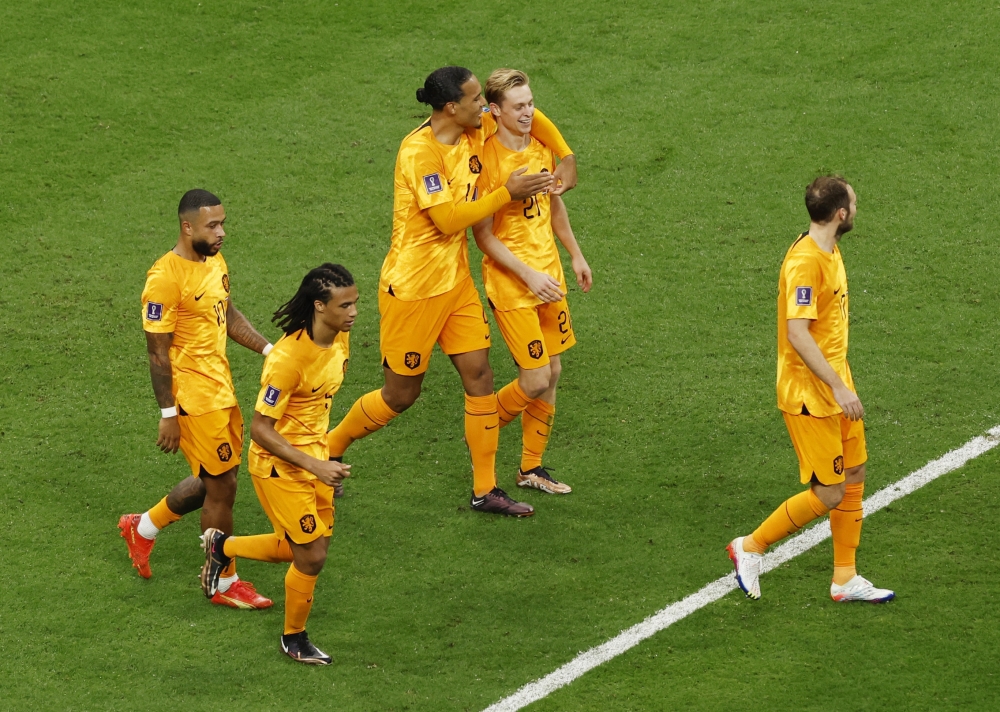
[547,358,563,387]
[203,468,238,505]
[813,481,845,510]
[383,383,420,412]
[845,463,866,482]
[519,365,551,400]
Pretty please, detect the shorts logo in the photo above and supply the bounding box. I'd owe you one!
[833,455,844,475]
[300,514,317,534]
[263,385,281,407]
[795,286,813,306]
[527,340,544,360]
[469,155,482,174]
[222,274,230,293]
[146,302,163,322]
[404,352,422,370]
[217,442,233,462]
[422,173,444,195]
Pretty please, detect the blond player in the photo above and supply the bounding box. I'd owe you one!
[325,66,577,516]
[728,176,894,603]
[118,189,273,610]
[471,69,592,495]
[202,264,356,665]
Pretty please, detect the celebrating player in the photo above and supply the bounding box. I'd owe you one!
[727,176,894,603]
[201,264,356,665]
[471,69,592,495]
[325,66,577,516]
[118,189,273,610]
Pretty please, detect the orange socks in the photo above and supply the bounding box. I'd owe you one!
[224,534,294,563]
[148,497,182,530]
[521,399,556,471]
[284,564,318,635]
[327,389,400,457]
[465,393,500,497]
[748,488,829,552]
[497,380,532,427]
[831,482,864,584]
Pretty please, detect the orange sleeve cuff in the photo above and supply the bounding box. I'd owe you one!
[427,187,511,234]
[531,109,573,159]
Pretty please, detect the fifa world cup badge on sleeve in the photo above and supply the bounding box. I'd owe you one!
[422,173,444,195]
[263,385,281,407]
[146,302,163,321]
[795,287,812,306]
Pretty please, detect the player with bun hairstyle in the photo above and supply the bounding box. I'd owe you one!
[202,263,358,665]
[325,65,577,516]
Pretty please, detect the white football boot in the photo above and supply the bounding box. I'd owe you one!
[727,536,762,600]
[830,575,895,603]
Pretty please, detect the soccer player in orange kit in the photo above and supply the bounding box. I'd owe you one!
[471,69,593,495]
[727,176,894,603]
[325,66,577,516]
[202,264,356,664]
[118,189,273,609]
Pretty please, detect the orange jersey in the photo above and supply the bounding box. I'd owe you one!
[379,111,500,301]
[250,328,350,479]
[776,233,854,417]
[478,135,564,310]
[141,251,236,416]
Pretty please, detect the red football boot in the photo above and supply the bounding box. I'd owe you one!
[118,513,155,579]
[211,579,274,609]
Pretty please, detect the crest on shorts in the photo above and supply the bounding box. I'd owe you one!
[263,384,281,407]
[469,155,482,174]
[528,340,544,360]
[795,286,813,306]
[146,302,163,322]
[217,442,233,462]
[833,455,844,475]
[404,352,422,369]
[422,173,444,195]
[300,514,317,534]
[222,274,230,293]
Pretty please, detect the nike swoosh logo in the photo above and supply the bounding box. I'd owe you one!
[471,497,486,506]
[311,383,325,393]
[834,288,841,295]
[537,430,547,437]
[194,292,206,301]
[560,335,571,344]
[486,425,498,430]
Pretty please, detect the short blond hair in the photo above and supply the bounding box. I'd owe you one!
[484,68,530,107]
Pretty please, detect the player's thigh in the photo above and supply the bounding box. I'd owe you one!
[537,295,576,357]
[250,470,328,545]
[178,405,243,477]
[493,305,550,369]
[841,415,868,470]
[437,277,492,357]
[782,412,845,485]
[379,288,450,375]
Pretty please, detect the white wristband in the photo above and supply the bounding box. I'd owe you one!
[262,343,273,356]
[161,406,178,418]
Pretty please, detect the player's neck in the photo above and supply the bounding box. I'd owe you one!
[429,113,464,146]
[310,318,337,349]
[495,121,530,152]
[807,223,839,253]
[172,238,207,263]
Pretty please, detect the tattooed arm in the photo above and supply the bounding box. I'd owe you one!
[145,330,180,453]
[226,299,270,354]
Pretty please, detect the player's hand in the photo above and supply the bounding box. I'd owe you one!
[834,385,864,421]
[310,459,351,487]
[551,155,577,196]
[506,167,555,201]
[156,417,181,454]
[524,270,565,303]
[572,254,592,293]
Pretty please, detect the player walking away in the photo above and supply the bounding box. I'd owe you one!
[201,264,356,665]
[118,189,274,610]
[471,69,592,495]
[325,66,577,517]
[728,176,894,603]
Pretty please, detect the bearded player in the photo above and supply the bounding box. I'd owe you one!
[118,189,274,609]
[325,66,577,516]
[471,69,592,495]
[727,176,894,603]
[202,264,355,665]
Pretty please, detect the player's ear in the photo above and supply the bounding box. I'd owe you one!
[313,299,326,313]
[489,102,501,118]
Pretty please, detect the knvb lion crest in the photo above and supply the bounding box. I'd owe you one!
[469,155,482,174]
[404,352,421,370]
[833,455,845,475]
[222,274,230,293]
[217,442,233,462]
[300,514,317,534]
[527,340,544,360]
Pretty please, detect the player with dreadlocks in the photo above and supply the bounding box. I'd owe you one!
[202,263,357,665]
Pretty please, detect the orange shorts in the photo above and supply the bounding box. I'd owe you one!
[178,405,243,477]
[783,411,867,485]
[249,447,334,545]
[379,276,490,375]
[491,295,576,369]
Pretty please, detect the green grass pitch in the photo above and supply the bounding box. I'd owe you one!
[2,1,1000,709]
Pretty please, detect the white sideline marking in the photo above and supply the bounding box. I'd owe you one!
[484,425,1000,712]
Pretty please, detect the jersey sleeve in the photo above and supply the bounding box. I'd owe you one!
[783,254,822,321]
[255,349,301,421]
[141,265,181,333]
[401,143,453,210]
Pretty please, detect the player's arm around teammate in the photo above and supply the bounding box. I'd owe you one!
[203,264,355,665]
